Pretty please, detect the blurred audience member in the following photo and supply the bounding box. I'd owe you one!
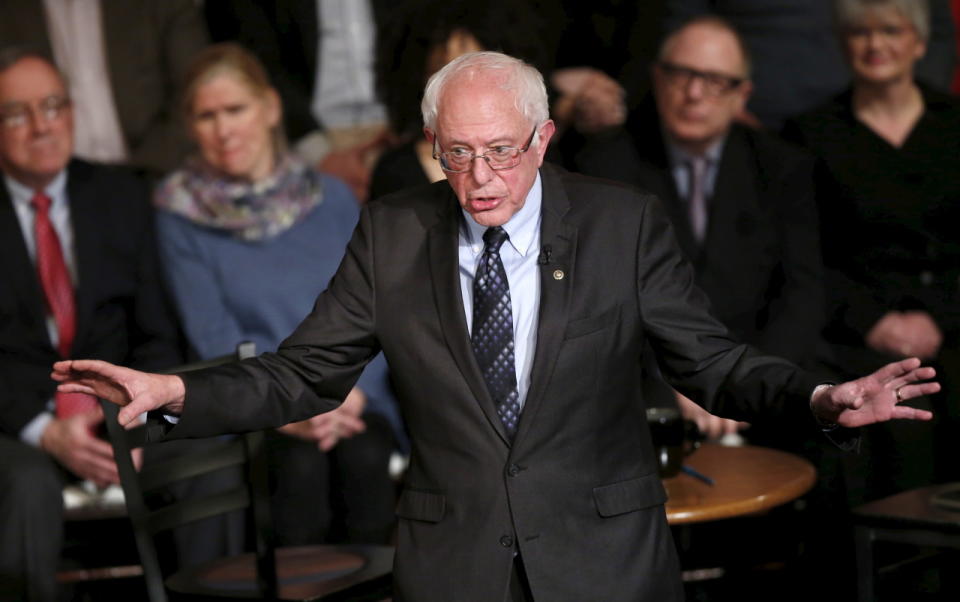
[0,0,209,177]
[664,0,956,130]
[531,0,668,110]
[783,0,960,501]
[205,0,392,201]
[369,0,627,200]
[371,1,546,199]
[576,17,823,444]
[154,43,402,546]
[0,49,184,601]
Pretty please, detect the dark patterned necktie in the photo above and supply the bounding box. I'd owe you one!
[472,226,521,438]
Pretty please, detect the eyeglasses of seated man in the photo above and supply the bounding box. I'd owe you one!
[433,127,537,173]
[656,61,745,97]
[0,95,71,130]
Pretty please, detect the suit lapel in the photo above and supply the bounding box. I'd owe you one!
[427,188,512,444]
[703,128,755,252]
[640,162,699,259]
[514,166,577,443]
[0,184,52,349]
[632,123,699,259]
[65,162,99,355]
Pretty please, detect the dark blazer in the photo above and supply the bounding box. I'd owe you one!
[0,160,183,436]
[167,164,821,600]
[0,0,209,175]
[783,86,960,371]
[577,104,823,364]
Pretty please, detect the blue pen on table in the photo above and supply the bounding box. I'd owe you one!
[681,464,715,486]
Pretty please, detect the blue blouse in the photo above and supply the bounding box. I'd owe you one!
[155,173,404,446]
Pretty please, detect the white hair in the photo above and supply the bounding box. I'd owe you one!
[420,51,549,143]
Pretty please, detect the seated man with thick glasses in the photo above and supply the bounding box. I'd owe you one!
[576,15,823,440]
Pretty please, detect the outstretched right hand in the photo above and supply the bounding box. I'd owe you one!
[51,359,186,427]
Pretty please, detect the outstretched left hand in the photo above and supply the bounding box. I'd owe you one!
[811,357,938,428]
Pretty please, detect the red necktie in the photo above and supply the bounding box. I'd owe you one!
[32,192,98,419]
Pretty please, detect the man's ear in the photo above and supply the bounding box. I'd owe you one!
[423,127,436,145]
[534,120,556,166]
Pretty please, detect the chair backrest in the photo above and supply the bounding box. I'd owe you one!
[101,342,279,602]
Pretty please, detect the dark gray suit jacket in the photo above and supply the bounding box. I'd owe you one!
[169,164,821,600]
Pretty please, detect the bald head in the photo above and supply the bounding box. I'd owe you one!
[659,18,752,79]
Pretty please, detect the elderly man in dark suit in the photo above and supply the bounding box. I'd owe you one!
[56,51,937,602]
[0,50,185,600]
[576,16,824,439]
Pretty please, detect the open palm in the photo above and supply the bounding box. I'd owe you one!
[813,357,938,428]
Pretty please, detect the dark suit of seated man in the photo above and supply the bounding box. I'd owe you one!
[55,51,938,602]
[0,49,187,601]
[575,16,824,442]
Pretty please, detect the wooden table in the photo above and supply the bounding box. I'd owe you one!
[664,443,816,525]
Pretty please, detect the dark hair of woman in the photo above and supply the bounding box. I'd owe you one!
[375,0,549,141]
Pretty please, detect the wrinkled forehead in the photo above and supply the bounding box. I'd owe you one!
[435,75,528,139]
[662,24,748,76]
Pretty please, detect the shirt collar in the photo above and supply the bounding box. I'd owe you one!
[664,132,726,168]
[461,170,542,257]
[4,169,68,211]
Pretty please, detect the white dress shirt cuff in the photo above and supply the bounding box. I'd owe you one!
[20,410,54,447]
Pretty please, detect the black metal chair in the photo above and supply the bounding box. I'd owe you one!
[101,342,393,601]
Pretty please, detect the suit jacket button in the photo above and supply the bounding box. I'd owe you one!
[499,535,514,548]
[507,464,521,477]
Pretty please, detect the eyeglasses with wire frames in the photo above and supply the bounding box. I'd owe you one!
[656,61,745,96]
[0,95,72,130]
[432,127,537,173]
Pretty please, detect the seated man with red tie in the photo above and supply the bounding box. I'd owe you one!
[0,48,184,601]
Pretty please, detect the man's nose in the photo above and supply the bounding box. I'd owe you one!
[27,107,52,134]
[469,154,495,184]
[684,75,706,99]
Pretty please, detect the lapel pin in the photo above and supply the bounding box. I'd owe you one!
[553,269,564,280]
